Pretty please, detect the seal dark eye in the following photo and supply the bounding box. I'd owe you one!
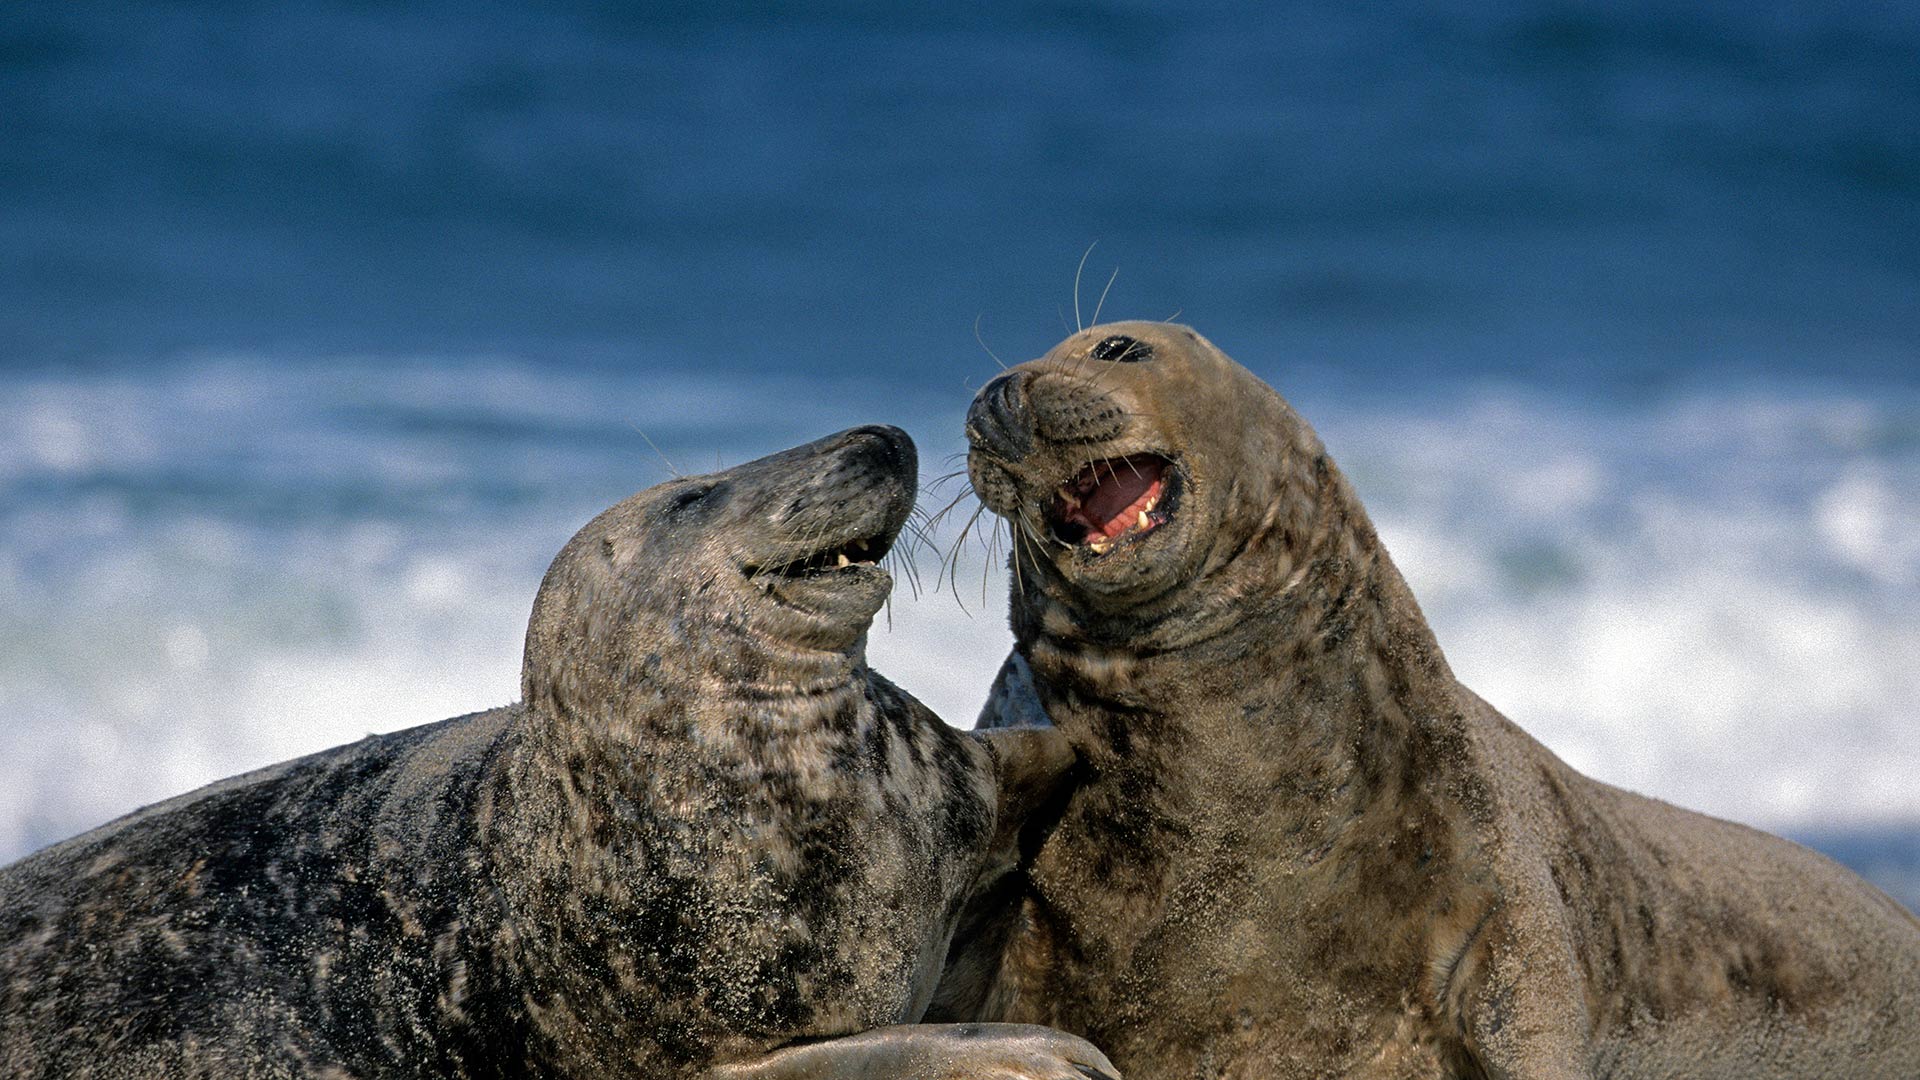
[1091,335,1153,363]
[664,482,729,517]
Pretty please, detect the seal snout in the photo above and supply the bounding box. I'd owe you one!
[966,362,1182,563]
[744,425,916,579]
[966,372,1036,463]
[721,424,926,643]
[966,371,1132,465]
[834,423,916,477]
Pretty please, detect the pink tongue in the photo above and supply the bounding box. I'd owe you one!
[1080,459,1162,538]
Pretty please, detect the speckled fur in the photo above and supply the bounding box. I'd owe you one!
[945,322,1920,1078]
[0,426,1111,1080]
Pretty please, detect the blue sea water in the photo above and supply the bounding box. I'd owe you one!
[2,1,1917,902]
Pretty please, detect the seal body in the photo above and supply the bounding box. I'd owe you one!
[1,426,1113,1080]
[946,322,1920,1078]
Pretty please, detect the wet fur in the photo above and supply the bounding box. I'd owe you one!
[0,427,1104,1079]
[944,322,1920,1078]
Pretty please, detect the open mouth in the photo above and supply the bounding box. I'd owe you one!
[1049,453,1174,554]
[747,533,893,581]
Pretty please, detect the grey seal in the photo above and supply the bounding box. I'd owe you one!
[941,322,1920,1078]
[0,425,1116,1080]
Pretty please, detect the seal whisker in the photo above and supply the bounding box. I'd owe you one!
[888,517,934,599]
[982,515,1018,606]
[901,504,943,581]
[923,485,977,576]
[906,515,941,564]
[937,501,981,597]
[926,467,974,495]
[627,422,683,479]
[979,520,998,606]
[1006,519,1025,598]
[938,502,994,610]
[974,314,1008,371]
[1010,515,1049,600]
[983,511,1029,607]
[922,478,983,534]
[1021,512,1052,555]
[1090,264,1119,327]
[1020,511,1061,554]
[884,553,918,602]
[1071,241,1098,332]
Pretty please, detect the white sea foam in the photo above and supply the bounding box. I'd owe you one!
[1322,389,1920,828]
[1,361,1916,866]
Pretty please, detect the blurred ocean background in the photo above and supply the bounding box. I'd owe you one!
[2,1,1916,905]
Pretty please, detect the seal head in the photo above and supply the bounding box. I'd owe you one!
[523,423,918,724]
[966,321,1329,656]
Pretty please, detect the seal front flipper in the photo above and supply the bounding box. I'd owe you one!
[924,725,1080,1024]
[699,1023,1119,1080]
[977,723,1076,848]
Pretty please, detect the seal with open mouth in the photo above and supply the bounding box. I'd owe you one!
[943,322,1920,1078]
[0,425,1117,1080]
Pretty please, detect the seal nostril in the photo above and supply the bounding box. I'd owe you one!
[967,371,1035,459]
[979,372,1023,414]
[841,424,917,477]
[846,424,909,454]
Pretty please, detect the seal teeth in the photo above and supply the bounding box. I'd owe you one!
[836,553,851,568]
[1088,538,1113,555]
[1136,511,1151,531]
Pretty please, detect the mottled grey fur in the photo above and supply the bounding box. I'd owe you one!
[1,426,1115,1080]
[943,322,1920,1078]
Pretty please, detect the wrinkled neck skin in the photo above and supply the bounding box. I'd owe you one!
[1003,400,1498,1067]
[1017,440,1468,850]
[483,574,884,1074]
[1016,382,1462,790]
[525,587,872,753]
